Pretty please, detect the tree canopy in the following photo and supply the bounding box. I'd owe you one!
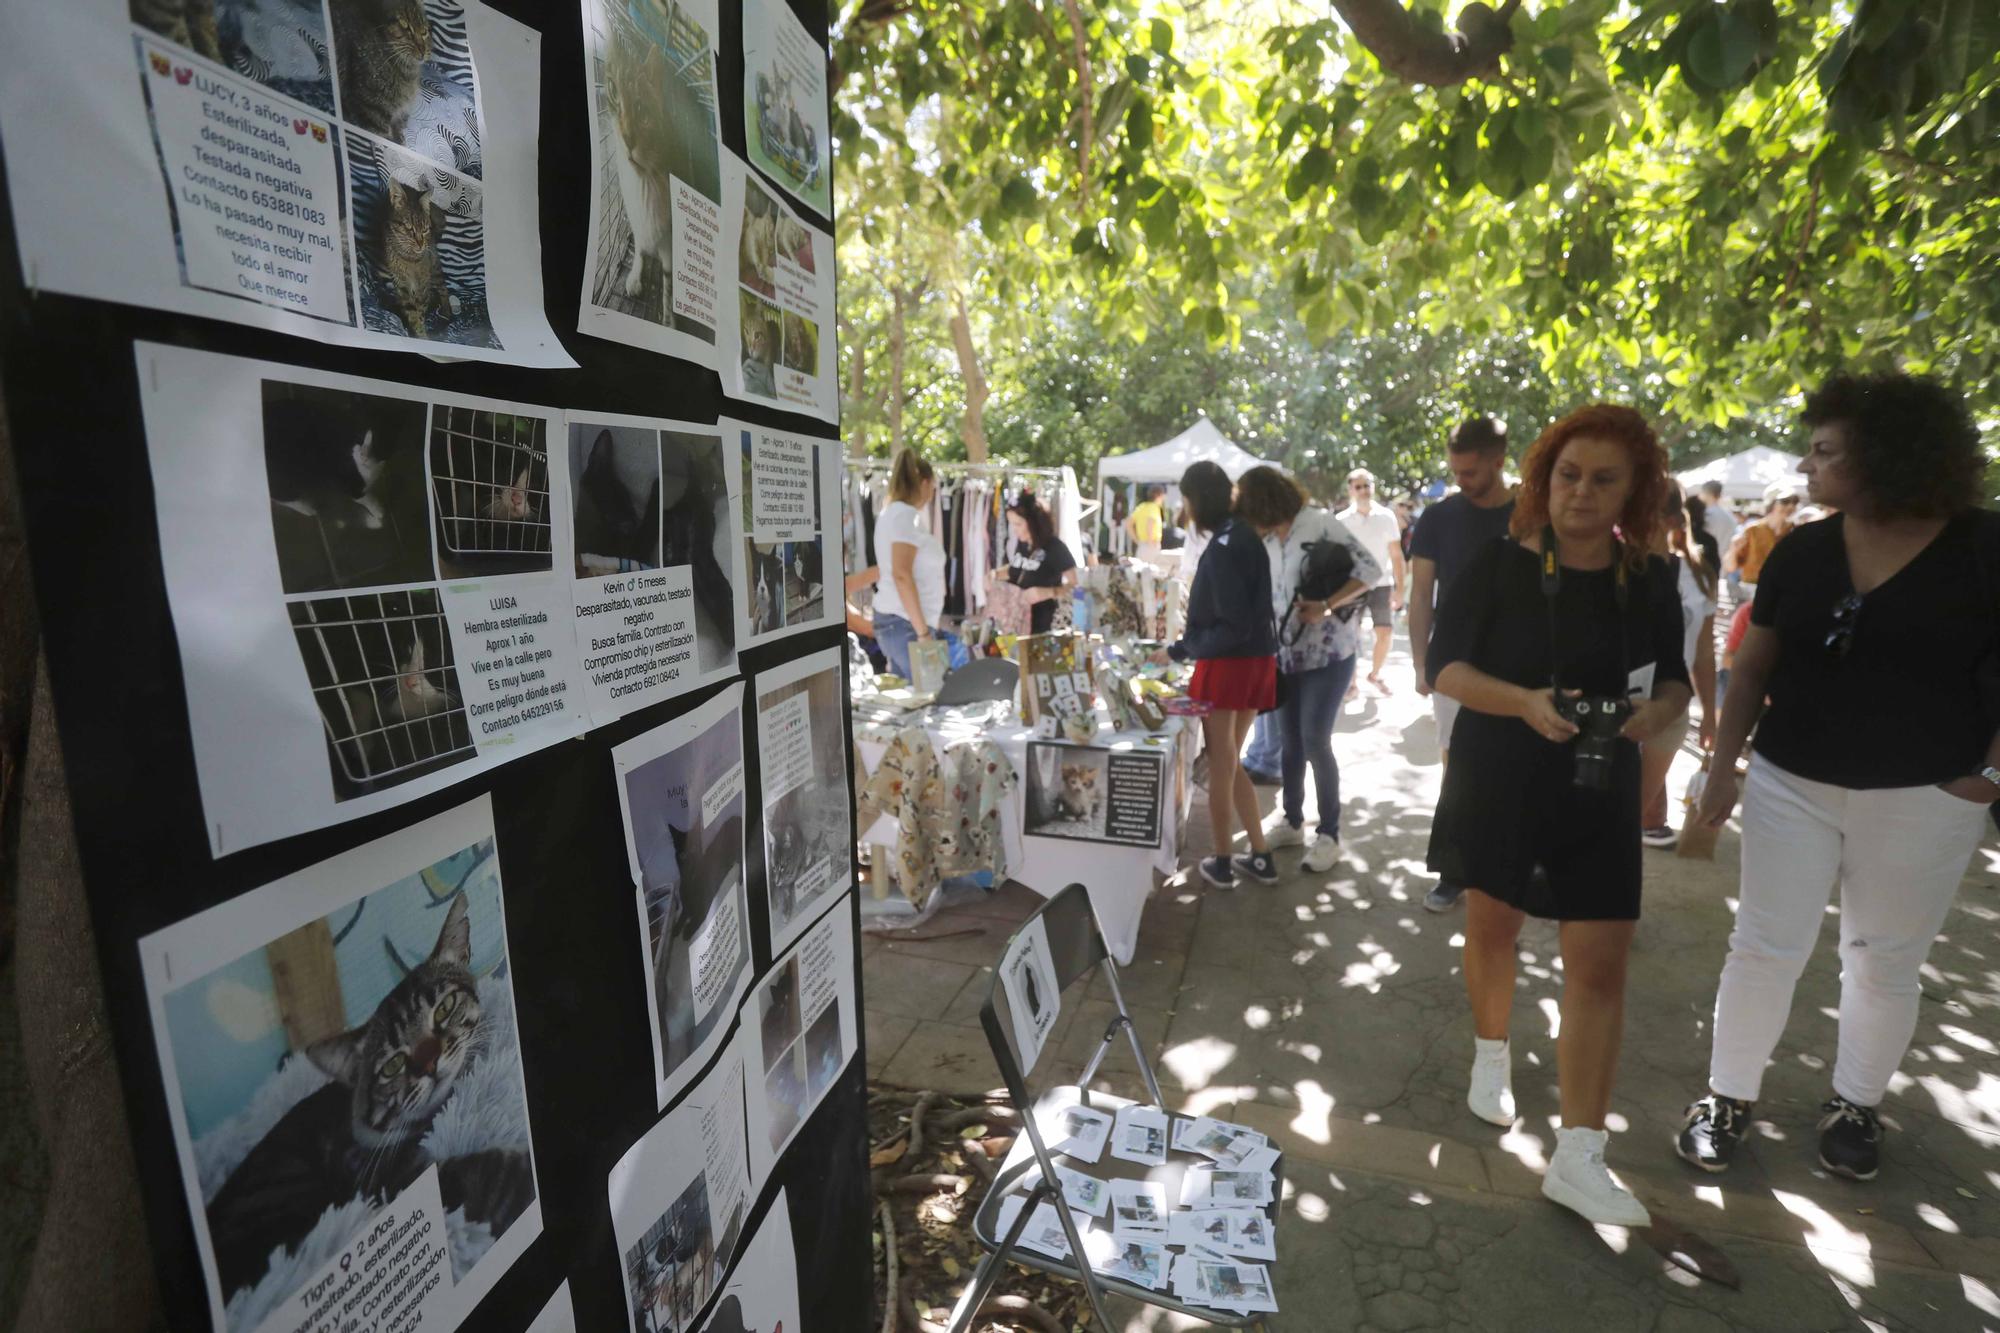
[832,0,1998,483]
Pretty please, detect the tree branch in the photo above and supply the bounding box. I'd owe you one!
[1330,0,1518,86]
[1056,0,1096,206]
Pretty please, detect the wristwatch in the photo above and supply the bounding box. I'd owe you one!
[1982,765,2000,794]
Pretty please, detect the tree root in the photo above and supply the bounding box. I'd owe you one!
[878,1199,899,1333]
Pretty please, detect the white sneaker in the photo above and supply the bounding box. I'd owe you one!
[1302,832,1342,872]
[1262,816,1306,849]
[1542,1126,1651,1228]
[1468,1037,1516,1127]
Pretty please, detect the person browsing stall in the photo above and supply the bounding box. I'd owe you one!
[870,449,944,680]
[991,490,1077,635]
[1150,461,1280,890]
[1427,405,1691,1228]
[1678,373,2000,1183]
[1237,467,1375,873]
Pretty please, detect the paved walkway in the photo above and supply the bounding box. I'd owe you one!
[862,639,2000,1332]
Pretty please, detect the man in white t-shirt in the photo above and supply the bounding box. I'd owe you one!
[1335,468,1406,692]
[1698,480,1738,552]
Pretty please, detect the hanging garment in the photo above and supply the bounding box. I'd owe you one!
[856,725,1016,910]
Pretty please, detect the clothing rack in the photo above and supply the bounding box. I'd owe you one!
[843,457,1069,481]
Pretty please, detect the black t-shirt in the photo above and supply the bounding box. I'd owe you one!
[1410,494,1518,621]
[1009,535,1076,633]
[1751,509,2000,789]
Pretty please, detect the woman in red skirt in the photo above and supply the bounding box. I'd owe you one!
[1152,460,1280,888]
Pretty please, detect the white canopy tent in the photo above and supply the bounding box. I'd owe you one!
[1094,416,1271,558]
[1677,445,1806,504]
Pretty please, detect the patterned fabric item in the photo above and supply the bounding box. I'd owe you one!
[984,579,1036,637]
[856,726,1016,910]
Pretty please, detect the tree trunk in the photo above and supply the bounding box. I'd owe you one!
[888,286,909,454]
[947,291,989,464]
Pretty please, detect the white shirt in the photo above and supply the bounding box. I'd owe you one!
[1336,504,1400,588]
[1263,508,1382,666]
[1675,556,1718,673]
[872,500,945,623]
[1177,527,1208,580]
[1702,502,1739,553]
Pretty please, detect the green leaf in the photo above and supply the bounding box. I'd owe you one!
[1684,7,1760,90]
[1126,95,1154,151]
[1150,17,1173,55]
[1125,53,1150,82]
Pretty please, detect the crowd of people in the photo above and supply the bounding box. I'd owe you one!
[1157,371,1999,1227]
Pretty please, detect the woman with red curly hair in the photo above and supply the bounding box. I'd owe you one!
[1425,404,1692,1227]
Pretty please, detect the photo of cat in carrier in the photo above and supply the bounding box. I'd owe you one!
[623,1170,741,1333]
[264,383,433,594]
[288,587,475,800]
[348,134,499,347]
[429,404,552,578]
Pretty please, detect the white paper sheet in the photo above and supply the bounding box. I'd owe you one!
[609,1047,752,1333]
[137,797,542,1333]
[1037,1102,1112,1164]
[705,1189,802,1333]
[0,0,571,365]
[1108,1180,1169,1238]
[999,916,1061,1075]
[1109,1105,1169,1166]
[613,684,755,1110]
[1178,1166,1275,1210]
[526,1281,577,1333]
[755,648,854,956]
[740,0,830,218]
[1045,1163,1110,1217]
[716,152,836,423]
[135,342,587,856]
[577,0,725,365]
[568,411,742,722]
[1167,1207,1275,1261]
[730,419,840,647]
[740,899,858,1191]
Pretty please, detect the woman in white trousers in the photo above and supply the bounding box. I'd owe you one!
[1683,372,1999,1181]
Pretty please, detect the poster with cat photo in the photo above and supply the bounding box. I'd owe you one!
[135,342,588,857]
[739,899,857,1190]
[741,0,830,218]
[701,1189,802,1333]
[729,417,839,647]
[716,152,837,424]
[608,1046,751,1333]
[1023,741,1165,847]
[0,0,572,365]
[577,0,725,365]
[137,796,542,1333]
[567,410,741,724]
[612,683,755,1110]
[755,648,852,956]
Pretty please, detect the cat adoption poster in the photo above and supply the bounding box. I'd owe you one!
[567,410,742,723]
[702,1189,803,1333]
[135,342,588,857]
[730,418,840,648]
[739,900,858,1190]
[717,152,837,424]
[754,648,853,956]
[612,684,755,1110]
[741,0,831,218]
[0,0,571,366]
[608,1046,751,1333]
[1023,741,1165,847]
[578,0,726,366]
[137,796,542,1333]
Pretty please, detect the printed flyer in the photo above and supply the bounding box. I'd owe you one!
[1024,742,1165,847]
[609,1048,751,1333]
[700,1190,801,1333]
[740,0,830,218]
[717,153,837,423]
[754,648,852,955]
[730,418,838,646]
[0,0,570,365]
[137,797,542,1333]
[135,342,586,857]
[612,684,755,1110]
[568,411,741,722]
[578,0,725,365]
[740,901,858,1189]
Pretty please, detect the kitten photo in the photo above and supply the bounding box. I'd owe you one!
[429,407,553,579]
[350,137,496,347]
[264,383,431,593]
[331,0,485,177]
[571,425,662,577]
[1056,763,1101,823]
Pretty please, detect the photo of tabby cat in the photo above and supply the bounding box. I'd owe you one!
[131,0,336,115]
[159,837,537,1333]
[349,135,497,347]
[587,0,722,335]
[263,382,432,593]
[328,0,483,177]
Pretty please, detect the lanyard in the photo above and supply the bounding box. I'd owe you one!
[1540,526,1628,696]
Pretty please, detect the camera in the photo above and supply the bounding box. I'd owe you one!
[1558,694,1632,791]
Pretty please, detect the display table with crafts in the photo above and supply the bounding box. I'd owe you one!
[853,693,1199,964]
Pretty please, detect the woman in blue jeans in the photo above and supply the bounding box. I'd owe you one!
[870,449,945,679]
[1234,467,1377,872]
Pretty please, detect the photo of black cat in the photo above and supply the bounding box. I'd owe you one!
[757,957,802,1073]
[349,134,498,347]
[763,1043,808,1151]
[263,383,432,593]
[160,838,537,1333]
[429,405,552,578]
[660,430,739,667]
[289,587,474,799]
[571,425,662,577]
[131,0,337,115]
[747,542,785,635]
[803,1001,842,1100]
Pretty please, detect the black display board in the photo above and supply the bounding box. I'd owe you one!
[0,0,870,1328]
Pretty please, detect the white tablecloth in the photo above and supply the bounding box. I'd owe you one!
[856,702,1198,963]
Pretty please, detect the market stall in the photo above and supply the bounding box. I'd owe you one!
[1095,416,1271,558]
[1677,445,1807,503]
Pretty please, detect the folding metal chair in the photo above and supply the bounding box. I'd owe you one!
[946,883,1281,1331]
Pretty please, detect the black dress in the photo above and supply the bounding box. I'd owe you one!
[1425,538,1690,920]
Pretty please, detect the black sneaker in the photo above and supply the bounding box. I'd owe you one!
[1197,856,1236,889]
[1817,1095,1881,1181]
[1232,851,1279,884]
[1676,1093,1753,1173]
[1423,881,1466,912]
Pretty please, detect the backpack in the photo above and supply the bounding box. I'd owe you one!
[1278,537,1359,644]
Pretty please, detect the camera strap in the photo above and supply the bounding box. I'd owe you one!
[1540,525,1629,699]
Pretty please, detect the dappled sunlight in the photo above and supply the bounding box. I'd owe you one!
[1161,1035,1236,1089]
[1914,1201,1958,1234]
[1498,1125,1549,1170]
[1285,1079,1336,1145]
[1912,1071,2000,1136]
[1537,996,1561,1040]
[1692,1184,1724,1211]
[1963,1275,2000,1320]
[1773,1190,1876,1286]
[1294,1190,1331,1221]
